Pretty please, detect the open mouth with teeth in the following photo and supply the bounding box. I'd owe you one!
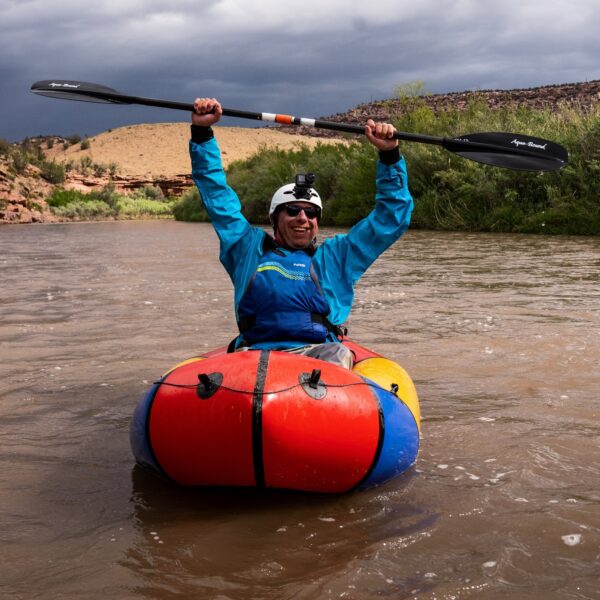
[275,204,318,249]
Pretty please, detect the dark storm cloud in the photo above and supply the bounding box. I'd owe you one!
[1,0,598,140]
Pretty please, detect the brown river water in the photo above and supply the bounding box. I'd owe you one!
[1,221,599,599]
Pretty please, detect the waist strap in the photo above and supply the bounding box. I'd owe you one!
[310,314,347,339]
[238,313,346,339]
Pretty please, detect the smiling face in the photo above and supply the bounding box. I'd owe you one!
[274,202,320,250]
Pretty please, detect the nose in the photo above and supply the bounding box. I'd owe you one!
[292,209,309,222]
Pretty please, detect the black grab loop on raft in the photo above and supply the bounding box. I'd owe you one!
[299,369,327,400]
[196,372,224,399]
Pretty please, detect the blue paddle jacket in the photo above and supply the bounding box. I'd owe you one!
[236,247,333,345]
[190,132,413,349]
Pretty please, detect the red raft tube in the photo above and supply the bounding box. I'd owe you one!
[130,340,420,493]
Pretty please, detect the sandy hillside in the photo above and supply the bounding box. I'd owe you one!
[45,123,347,178]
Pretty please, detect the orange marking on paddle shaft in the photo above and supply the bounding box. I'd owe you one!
[275,114,294,124]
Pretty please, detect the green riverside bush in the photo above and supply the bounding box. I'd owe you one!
[117,196,174,218]
[40,160,66,184]
[51,199,114,220]
[47,188,89,208]
[47,185,175,220]
[172,187,209,222]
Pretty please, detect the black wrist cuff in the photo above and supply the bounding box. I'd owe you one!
[191,125,214,144]
[378,145,401,165]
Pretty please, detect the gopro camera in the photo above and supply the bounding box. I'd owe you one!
[293,172,316,200]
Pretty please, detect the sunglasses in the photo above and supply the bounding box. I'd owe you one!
[283,204,321,220]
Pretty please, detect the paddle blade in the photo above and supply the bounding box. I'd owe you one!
[30,80,129,104]
[444,132,568,172]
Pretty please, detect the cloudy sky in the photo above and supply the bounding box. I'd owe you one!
[1,0,598,141]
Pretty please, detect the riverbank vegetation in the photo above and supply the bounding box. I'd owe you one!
[3,89,599,233]
[216,97,600,235]
[46,185,174,220]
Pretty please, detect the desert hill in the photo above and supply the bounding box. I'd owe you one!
[41,124,346,197]
[45,123,343,179]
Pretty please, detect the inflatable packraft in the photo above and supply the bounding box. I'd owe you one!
[130,340,420,493]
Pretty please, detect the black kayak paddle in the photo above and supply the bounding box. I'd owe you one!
[31,79,569,172]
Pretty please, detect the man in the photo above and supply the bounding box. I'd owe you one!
[190,98,413,369]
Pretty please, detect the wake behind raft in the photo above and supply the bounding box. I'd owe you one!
[130,339,420,493]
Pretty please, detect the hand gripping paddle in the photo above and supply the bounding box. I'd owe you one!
[31,80,568,172]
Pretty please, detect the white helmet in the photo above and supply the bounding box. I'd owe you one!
[269,182,322,223]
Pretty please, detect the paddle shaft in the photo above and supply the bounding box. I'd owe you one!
[30,80,569,169]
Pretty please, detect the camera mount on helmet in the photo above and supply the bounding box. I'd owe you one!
[292,173,316,200]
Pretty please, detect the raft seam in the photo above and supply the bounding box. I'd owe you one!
[252,350,270,488]
[352,381,385,491]
[143,375,174,482]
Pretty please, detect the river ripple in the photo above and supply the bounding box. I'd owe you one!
[1,221,599,599]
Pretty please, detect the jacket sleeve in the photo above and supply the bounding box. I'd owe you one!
[189,135,265,305]
[312,152,413,325]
